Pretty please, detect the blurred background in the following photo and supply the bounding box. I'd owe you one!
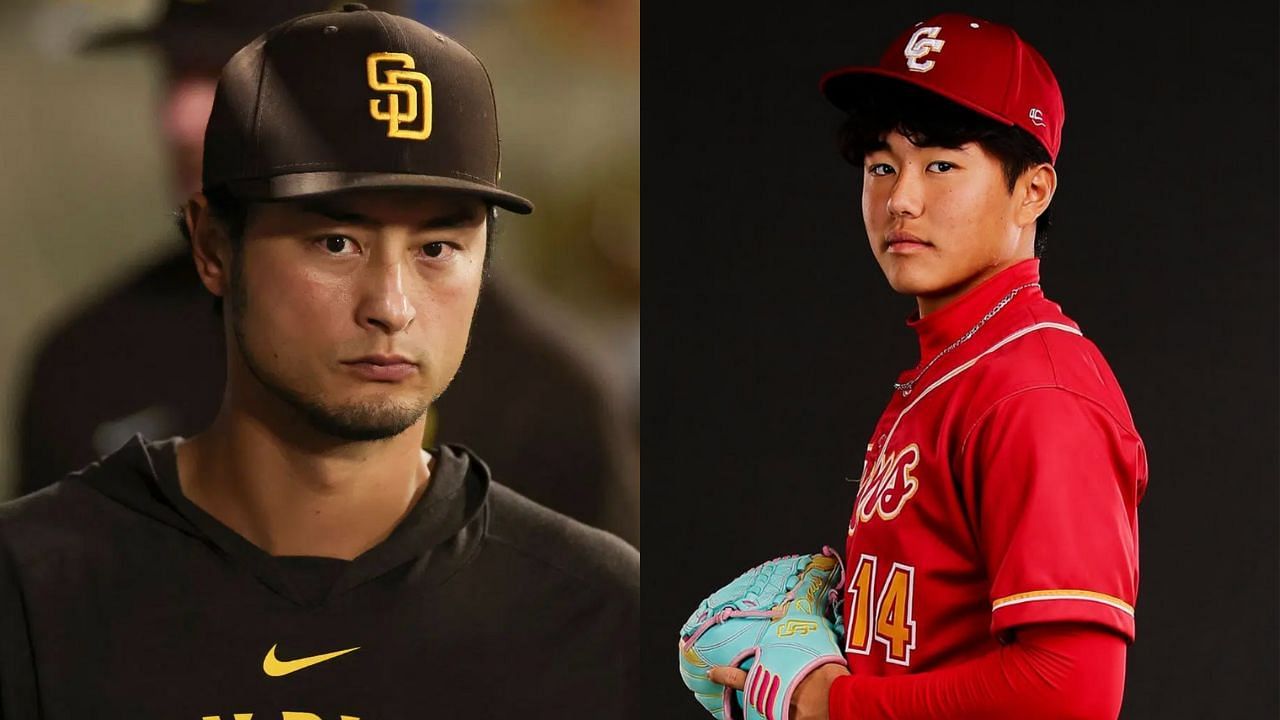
[0,0,639,546]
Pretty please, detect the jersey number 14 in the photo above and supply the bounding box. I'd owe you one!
[845,554,917,666]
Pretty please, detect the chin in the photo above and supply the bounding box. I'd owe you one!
[259,370,432,442]
[304,396,429,442]
[338,382,435,412]
[880,263,946,298]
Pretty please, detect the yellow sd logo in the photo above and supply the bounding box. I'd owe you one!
[366,52,432,140]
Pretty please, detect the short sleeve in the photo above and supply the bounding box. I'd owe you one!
[961,387,1146,641]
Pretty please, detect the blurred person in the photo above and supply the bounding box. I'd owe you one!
[451,0,640,416]
[16,0,638,545]
[0,6,637,716]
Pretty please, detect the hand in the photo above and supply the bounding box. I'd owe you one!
[707,662,850,720]
[789,663,849,720]
[705,664,748,690]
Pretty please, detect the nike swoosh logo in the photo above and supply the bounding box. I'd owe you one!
[262,643,360,677]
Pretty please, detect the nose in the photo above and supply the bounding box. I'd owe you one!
[356,258,416,335]
[885,168,923,219]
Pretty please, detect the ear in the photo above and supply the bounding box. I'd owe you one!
[1015,162,1057,229]
[185,193,232,299]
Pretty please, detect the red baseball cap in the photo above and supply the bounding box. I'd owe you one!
[820,13,1064,162]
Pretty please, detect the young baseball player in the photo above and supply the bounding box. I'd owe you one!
[707,13,1146,719]
[0,6,637,718]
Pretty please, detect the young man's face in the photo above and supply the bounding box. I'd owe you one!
[222,188,487,441]
[861,130,1035,315]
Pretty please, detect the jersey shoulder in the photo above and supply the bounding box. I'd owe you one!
[0,465,125,571]
[960,300,1138,431]
[1,439,182,564]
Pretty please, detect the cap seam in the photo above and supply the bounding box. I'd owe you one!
[226,164,501,181]
[452,170,492,184]
[222,173,529,211]
[247,41,270,179]
[229,170,503,185]
[1001,26,1020,122]
[468,48,503,184]
[249,15,312,178]
[238,161,338,172]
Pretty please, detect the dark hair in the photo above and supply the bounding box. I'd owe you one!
[175,190,499,314]
[837,79,1054,257]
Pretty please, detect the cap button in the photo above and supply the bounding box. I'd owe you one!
[341,3,369,11]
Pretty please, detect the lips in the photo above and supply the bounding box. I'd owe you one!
[342,355,419,382]
[885,230,933,254]
[348,354,416,366]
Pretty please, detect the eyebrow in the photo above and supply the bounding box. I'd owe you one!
[296,200,483,229]
[864,140,972,161]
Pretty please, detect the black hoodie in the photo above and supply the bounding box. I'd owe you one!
[0,436,638,719]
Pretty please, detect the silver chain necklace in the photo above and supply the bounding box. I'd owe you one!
[893,282,1040,397]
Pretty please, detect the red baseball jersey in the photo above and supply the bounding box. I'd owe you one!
[842,258,1147,675]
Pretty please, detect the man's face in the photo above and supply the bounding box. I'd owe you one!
[226,189,487,441]
[861,130,1032,314]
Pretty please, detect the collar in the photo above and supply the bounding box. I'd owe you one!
[907,258,1043,363]
[84,435,489,606]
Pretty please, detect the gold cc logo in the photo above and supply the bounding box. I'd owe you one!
[367,52,432,140]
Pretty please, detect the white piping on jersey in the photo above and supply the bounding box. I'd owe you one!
[881,322,1081,451]
[992,589,1135,617]
[852,322,1082,531]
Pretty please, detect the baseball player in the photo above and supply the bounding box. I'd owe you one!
[0,6,636,718]
[20,0,639,548]
[704,13,1146,719]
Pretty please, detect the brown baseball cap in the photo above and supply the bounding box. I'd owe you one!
[201,3,533,214]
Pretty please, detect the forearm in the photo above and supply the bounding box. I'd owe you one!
[828,624,1126,720]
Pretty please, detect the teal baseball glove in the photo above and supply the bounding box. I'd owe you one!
[678,549,846,720]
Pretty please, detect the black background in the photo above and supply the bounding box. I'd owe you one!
[643,1,1278,717]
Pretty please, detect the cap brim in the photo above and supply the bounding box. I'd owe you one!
[820,66,1016,129]
[221,172,534,214]
[81,23,273,74]
[79,23,155,52]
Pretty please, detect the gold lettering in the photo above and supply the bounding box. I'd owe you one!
[776,619,818,637]
[200,707,360,712]
[877,444,920,520]
[366,52,432,140]
[857,449,898,522]
[856,444,922,524]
